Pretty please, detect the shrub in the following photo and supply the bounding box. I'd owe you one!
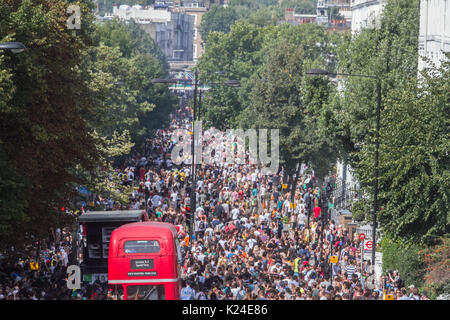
[382,236,426,289]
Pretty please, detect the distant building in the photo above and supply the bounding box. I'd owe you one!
[172,0,208,61]
[112,4,194,61]
[418,0,450,72]
[284,8,317,25]
[283,0,351,30]
[351,0,387,34]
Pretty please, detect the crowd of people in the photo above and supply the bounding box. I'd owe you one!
[0,104,429,300]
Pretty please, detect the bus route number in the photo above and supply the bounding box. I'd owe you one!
[226,305,268,315]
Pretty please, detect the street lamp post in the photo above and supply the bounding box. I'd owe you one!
[190,71,198,243]
[0,42,26,54]
[306,68,381,268]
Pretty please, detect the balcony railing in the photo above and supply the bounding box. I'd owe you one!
[332,178,359,210]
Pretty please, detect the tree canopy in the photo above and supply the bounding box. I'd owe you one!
[0,0,100,249]
[376,59,450,245]
[199,5,239,42]
[0,1,175,251]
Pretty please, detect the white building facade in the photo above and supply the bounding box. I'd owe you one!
[351,0,387,34]
[418,0,450,72]
[112,4,194,61]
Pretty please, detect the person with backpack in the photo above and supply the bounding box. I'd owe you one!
[196,217,207,240]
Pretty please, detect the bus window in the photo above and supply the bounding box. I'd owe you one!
[124,240,160,254]
[126,285,165,300]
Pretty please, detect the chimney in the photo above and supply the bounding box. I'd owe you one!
[285,8,294,22]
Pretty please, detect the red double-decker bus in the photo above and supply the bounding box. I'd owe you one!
[108,221,182,300]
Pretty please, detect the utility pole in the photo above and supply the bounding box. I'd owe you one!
[306,68,382,269]
[361,241,364,289]
[372,78,381,268]
[189,70,198,243]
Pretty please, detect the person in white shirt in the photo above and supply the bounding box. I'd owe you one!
[247,237,257,251]
[127,170,134,182]
[195,206,205,219]
[170,191,178,207]
[218,239,227,249]
[204,227,214,239]
[222,202,230,218]
[259,213,267,225]
[251,172,257,183]
[231,206,240,220]
[264,211,271,223]
[260,185,266,197]
[283,198,291,216]
[297,210,307,229]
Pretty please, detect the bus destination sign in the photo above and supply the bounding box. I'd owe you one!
[131,259,154,270]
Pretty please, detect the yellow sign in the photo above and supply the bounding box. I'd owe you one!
[290,203,297,209]
[385,294,395,300]
[30,262,39,271]
[330,256,338,264]
[282,184,288,189]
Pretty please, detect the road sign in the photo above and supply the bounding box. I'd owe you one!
[330,256,338,263]
[359,233,366,241]
[364,240,373,251]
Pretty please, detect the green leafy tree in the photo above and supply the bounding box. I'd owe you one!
[94,19,168,69]
[247,6,279,27]
[228,0,278,19]
[254,23,341,201]
[81,130,135,205]
[199,5,239,42]
[382,236,426,289]
[249,35,339,203]
[375,59,450,245]
[334,0,420,158]
[278,0,317,15]
[197,21,272,130]
[82,19,176,144]
[77,19,176,205]
[331,0,421,222]
[0,0,100,250]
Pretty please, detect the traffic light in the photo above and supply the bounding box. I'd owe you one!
[185,206,191,223]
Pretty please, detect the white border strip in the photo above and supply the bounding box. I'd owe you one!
[109,278,179,284]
